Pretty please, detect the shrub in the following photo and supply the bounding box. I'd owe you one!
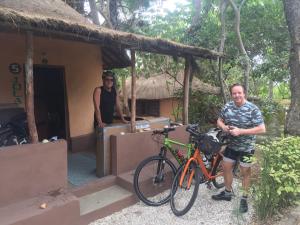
[253,136,300,220]
[255,98,285,125]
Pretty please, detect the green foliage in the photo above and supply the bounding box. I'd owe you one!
[171,104,182,122]
[253,137,300,220]
[255,98,285,125]
[188,92,223,130]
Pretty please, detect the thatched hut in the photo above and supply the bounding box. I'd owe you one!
[0,0,221,150]
[125,73,220,121]
[0,0,132,152]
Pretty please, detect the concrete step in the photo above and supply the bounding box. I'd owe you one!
[117,166,174,201]
[71,175,117,198]
[117,170,135,192]
[79,185,132,215]
[78,185,137,225]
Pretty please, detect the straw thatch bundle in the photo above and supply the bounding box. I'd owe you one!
[125,73,220,99]
[0,0,222,59]
[0,0,88,24]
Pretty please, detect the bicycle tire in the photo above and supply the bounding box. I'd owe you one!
[211,156,225,189]
[133,155,177,206]
[170,161,201,216]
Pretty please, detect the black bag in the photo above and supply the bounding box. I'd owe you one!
[197,129,223,154]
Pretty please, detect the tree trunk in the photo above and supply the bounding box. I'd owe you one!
[109,0,118,29]
[283,0,300,135]
[130,50,137,133]
[183,57,192,125]
[88,0,101,25]
[218,0,228,103]
[268,79,273,100]
[218,58,227,103]
[25,32,39,143]
[228,0,251,96]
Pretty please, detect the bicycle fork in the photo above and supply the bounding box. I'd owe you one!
[154,147,168,183]
[179,157,198,190]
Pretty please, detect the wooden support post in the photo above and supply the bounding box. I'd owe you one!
[25,32,39,143]
[130,50,136,133]
[121,75,130,116]
[183,57,192,125]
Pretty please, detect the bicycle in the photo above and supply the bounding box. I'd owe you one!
[133,124,199,207]
[0,113,28,147]
[170,128,229,216]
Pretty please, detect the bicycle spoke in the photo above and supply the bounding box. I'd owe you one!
[134,156,176,206]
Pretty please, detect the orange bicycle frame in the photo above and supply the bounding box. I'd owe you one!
[179,148,223,189]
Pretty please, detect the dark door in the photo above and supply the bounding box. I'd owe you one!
[33,66,67,141]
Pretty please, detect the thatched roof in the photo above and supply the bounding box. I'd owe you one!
[0,0,223,62]
[0,0,130,69]
[125,73,220,99]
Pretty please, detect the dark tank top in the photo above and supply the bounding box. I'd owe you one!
[98,86,116,124]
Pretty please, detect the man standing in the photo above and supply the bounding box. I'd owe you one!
[93,71,127,127]
[212,83,266,213]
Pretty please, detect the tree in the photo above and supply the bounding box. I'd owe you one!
[283,0,300,135]
[227,0,251,95]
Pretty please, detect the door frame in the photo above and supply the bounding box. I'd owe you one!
[31,64,70,145]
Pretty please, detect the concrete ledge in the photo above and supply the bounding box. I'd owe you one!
[111,125,188,176]
[0,140,67,207]
[0,191,80,225]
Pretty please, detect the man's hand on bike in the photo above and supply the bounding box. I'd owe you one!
[229,126,243,136]
[221,125,231,133]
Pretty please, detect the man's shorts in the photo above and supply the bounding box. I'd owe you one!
[223,147,255,167]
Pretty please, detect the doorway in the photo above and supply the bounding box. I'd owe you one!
[33,66,68,141]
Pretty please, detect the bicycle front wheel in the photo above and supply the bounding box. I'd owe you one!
[133,155,177,206]
[170,161,201,216]
[211,156,225,189]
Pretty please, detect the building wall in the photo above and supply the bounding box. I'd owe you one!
[0,32,102,138]
[159,98,182,122]
[0,140,67,207]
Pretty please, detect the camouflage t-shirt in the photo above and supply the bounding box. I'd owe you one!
[219,101,264,152]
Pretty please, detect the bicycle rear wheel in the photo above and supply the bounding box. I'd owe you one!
[211,156,225,189]
[170,161,201,216]
[133,155,177,206]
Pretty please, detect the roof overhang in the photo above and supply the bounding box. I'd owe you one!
[0,6,223,61]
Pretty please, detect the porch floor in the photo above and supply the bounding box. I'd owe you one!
[67,152,98,186]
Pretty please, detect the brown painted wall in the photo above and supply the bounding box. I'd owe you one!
[97,118,170,177]
[111,125,189,175]
[0,140,67,207]
[160,98,181,121]
[0,32,102,138]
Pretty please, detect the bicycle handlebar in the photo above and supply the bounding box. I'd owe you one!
[152,127,176,135]
[185,124,201,137]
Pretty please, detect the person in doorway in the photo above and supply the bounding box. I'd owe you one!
[93,71,127,128]
[212,83,266,213]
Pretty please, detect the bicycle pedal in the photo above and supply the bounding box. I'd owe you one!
[206,182,213,190]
